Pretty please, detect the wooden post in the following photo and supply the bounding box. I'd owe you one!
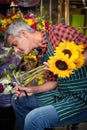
[40,0,43,16]
[10,1,16,14]
[65,0,69,25]
[49,0,52,21]
[57,0,63,24]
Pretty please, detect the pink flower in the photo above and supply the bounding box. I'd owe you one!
[31,23,37,30]
[45,21,50,30]
[24,14,32,19]
[0,83,4,93]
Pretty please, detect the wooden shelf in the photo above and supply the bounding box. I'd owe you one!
[57,0,87,24]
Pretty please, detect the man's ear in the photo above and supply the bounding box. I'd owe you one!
[20,30,29,38]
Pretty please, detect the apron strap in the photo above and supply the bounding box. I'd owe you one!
[40,33,54,63]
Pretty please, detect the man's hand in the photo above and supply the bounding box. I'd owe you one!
[14,84,33,99]
[43,62,50,70]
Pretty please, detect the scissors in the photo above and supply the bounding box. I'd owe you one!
[13,74,28,99]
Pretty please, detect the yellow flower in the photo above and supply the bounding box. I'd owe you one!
[48,53,76,78]
[75,54,85,69]
[55,40,80,61]
[37,24,45,30]
[23,50,37,62]
[37,75,45,85]
[0,19,7,27]
[41,19,45,25]
[24,18,35,26]
[36,17,46,30]
[6,18,12,26]
[12,14,21,20]
[76,44,84,53]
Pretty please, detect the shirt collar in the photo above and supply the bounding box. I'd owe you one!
[41,30,48,45]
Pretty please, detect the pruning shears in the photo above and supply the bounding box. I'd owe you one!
[13,74,28,99]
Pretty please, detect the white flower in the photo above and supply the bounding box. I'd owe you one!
[0,78,14,94]
[0,78,10,84]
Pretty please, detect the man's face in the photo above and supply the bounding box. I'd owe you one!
[7,31,32,55]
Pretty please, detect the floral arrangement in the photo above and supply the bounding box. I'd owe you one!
[0,46,22,76]
[21,49,37,71]
[0,46,12,65]
[13,40,85,88]
[0,47,44,94]
[14,49,46,86]
[15,65,45,86]
[0,46,22,95]
[0,10,52,33]
[48,40,84,78]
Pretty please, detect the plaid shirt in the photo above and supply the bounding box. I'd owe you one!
[37,23,87,81]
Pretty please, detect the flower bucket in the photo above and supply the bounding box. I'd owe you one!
[0,94,15,130]
[0,106,15,130]
[0,93,13,107]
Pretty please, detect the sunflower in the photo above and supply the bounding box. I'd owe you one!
[54,40,81,61]
[48,53,76,78]
[75,44,84,53]
[75,54,85,69]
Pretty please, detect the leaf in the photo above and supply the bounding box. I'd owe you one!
[9,63,16,69]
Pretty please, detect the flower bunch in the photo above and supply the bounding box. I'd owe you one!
[23,50,37,63]
[12,49,47,86]
[15,65,45,86]
[0,11,52,33]
[0,46,12,65]
[35,16,52,30]
[48,40,85,78]
[13,40,85,87]
[0,46,22,77]
[20,49,37,71]
[0,46,22,94]
[0,78,14,94]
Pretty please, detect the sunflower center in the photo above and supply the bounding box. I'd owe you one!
[55,60,68,70]
[63,49,72,58]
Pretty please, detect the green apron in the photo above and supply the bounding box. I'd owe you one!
[35,34,87,121]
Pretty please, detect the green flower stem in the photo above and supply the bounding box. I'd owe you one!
[23,71,45,86]
[18,65,45,80]
[15,65,45,86]
[21,67,45,81]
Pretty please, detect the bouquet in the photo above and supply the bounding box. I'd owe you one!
[48,40,84,78]
[0,10,52,33]
[15,65,45,86]
[0,46,22,77]
[20,49,37,71]
[0,46,22,95]
[0,74,14,106]
[13,40,85,87]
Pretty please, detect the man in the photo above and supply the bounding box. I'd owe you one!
[4,19,87,130]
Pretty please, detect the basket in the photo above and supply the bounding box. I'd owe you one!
[0,93,13,107]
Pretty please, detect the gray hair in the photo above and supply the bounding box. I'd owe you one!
[4,18,35,42]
